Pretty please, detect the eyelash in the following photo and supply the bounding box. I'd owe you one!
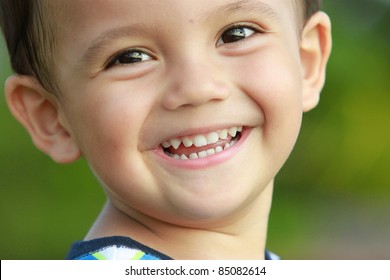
[105,24,262,69]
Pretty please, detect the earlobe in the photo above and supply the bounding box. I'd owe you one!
[5,75,81,163]
[300,11,332,112]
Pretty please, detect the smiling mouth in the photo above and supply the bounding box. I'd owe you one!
[161,126,243,160]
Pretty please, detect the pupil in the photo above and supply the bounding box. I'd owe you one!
[222,28,245,43]
[119,52,143,63]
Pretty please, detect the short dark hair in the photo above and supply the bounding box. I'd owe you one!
[0,0,60,95]
[0,0,322,96]
[304,0,322,20]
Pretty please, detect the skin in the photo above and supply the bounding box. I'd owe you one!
[5,0,331,259]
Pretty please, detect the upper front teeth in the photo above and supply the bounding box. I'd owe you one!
[193,135,208,147]
[182,137,193,147]
[162,126,243,150]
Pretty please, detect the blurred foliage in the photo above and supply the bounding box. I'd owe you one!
[1,0,389,259]
[269,0,390,259]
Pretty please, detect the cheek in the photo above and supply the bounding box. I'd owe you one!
[63,83,153,166]
[234,47,303,118]
[63,84,162,206]
[233,49,304,156]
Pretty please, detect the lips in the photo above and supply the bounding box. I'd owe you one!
[161,126,243,160]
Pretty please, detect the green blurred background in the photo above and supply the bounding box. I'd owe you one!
[1,0,389,259]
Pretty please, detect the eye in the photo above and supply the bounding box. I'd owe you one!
[217,25,257,46]
[106,49,153,68]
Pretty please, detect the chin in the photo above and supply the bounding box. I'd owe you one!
[162,192,255,228]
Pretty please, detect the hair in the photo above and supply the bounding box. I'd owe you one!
[302,0,322,21]
[0,0,322,96]
[0,0,60,95]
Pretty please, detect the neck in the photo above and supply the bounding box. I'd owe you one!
[86,182,274,260]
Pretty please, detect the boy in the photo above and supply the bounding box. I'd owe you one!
[0,0,331,260]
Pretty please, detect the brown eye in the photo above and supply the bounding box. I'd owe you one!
[217,26,256,46]
[107,50,152,68]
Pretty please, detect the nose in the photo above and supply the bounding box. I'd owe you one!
[161,57,231,111]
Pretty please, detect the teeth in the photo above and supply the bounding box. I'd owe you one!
[219,129,228,140]
[198,151,208,158]
[207,148,216,156]
[206,132,219,145]
[182,137,193,148]
[193,135,208,148]
[170,138,181,150]
[228,127,237,137]
[162,141,171,148]
[189,153,199,159]
[167,141,238,161]
[162,126,244,159]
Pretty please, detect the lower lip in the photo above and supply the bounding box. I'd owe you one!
[153,128,252,169]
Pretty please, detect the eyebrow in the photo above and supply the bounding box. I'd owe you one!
[80,0,279,64]
[80,23,158,64]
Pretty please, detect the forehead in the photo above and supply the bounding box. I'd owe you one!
[56,0,295,39]
[53,0,297,30]
[49,0,299,64]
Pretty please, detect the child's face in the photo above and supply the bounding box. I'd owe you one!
[53,0,312,226]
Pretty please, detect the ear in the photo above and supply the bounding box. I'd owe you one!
[5,75,81,163]
[300,11,332,112]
